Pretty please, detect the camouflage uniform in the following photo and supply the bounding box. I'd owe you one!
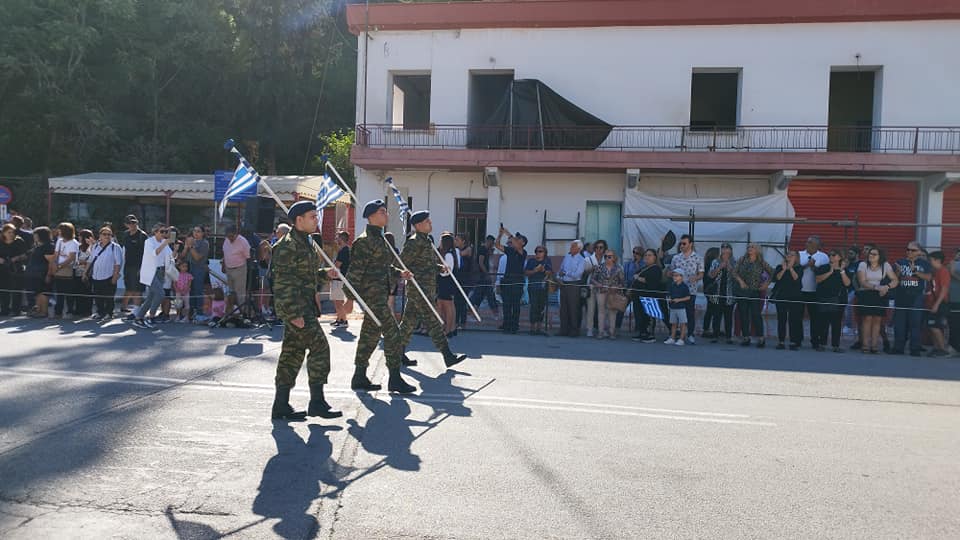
[272,229,330,387]
[347,224,404,369]
[399,232,449,351]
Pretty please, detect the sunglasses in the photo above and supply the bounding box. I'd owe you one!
[535,250,545,253]
[907,248,920,252]
[604,255,613,259]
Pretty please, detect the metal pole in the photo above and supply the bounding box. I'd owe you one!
[258,179,381,327]
[325,161,443,325]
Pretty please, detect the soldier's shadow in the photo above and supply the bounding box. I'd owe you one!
[346,395,426,472]
[251,423,347,538]
[406,369,475,422]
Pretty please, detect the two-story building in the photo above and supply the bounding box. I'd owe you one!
[347,0,960,258]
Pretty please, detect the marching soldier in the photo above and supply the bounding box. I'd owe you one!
[270,201,343,420]
[347,200,417,394]
[400,210,468,368]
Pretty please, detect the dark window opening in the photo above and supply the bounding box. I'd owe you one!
[828,70,877,152]
[392,74,431,130]
[455,198,487,249]
[689,71,740,131]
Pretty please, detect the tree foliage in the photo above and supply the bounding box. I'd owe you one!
[0,0,358,183]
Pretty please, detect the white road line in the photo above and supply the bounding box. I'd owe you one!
[0,366,771,426]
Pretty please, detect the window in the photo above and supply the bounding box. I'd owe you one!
[391,73,431,130]
[455,199,487,248]
[689,70,741,131]
[827,68,881,152]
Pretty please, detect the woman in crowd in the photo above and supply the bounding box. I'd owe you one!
[707,243,737,344]
[73,229,95,318]
[454,233,473,330]
[437,233,458,337]
[700,246,720,339]
[158,227,184,322]
[772,250,804,350]
[631,248,664,342]
[590,248,625,339]
[814,249,853,352]
[0,223,29,316]
[856,247,898,354]
[26,227,55,317]
[583,239,607,336]
[184,225,210,321]
[733,243,773,347]
[51,222,80,319]
[88,226,123,321]
[524,245,552,336]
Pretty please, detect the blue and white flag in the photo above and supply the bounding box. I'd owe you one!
[640,296,663,320]
[218,151,259,219]
[383,176,410,226]
[315,173,345,217]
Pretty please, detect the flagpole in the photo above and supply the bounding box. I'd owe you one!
[324,160,444,326]
[224,142,381,327]
[384,177,482,323]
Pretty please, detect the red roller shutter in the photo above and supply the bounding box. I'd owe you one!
[788,179,918,256]
[943,184,960,252]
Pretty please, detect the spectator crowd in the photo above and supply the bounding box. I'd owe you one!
[1,210,958,359]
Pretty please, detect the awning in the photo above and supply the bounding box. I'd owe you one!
[48,172,350,204]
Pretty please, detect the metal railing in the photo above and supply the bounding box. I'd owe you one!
[355,124,960,154]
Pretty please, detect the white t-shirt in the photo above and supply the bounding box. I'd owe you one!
[798,250,829,292]
[55,238,80,266]
[140,236,172,286]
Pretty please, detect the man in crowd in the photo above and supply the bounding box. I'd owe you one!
[469,234,499,319]
[270,201,341,421]
[926,251,952,357]
[799,236,829,349]
[121,215,147,313]
[184,225,210,321]
[222,224,251,315]
[557,240,586,337]
[495,225,528,334]
[331,231,354,328]
[9,215,32,248]
[347,200,416,394]
[668,234,704,344]
[890,241,932,357]
[399,210,467,368]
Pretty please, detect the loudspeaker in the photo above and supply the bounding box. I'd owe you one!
[244,196,276,234]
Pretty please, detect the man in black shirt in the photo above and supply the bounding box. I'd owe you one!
[469,235,499,318]
[495,226,527,334]
[120,214,147,313]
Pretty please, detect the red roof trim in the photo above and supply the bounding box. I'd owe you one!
[347,0,960,34]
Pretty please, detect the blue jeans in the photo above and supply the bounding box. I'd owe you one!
[135,267,165,320]
[893,295,925,353]
[189,267,207,314]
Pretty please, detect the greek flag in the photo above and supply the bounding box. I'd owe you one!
[316,173,345,215]
[640,296,663,320]
[218,153,259,219]
[384,176,410,226]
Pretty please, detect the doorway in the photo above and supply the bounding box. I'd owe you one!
[585,201,622,255]
[468,71,514,148]
[828,69,880,152]
[455,198,487,248]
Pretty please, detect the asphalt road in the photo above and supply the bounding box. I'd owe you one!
[0,316,958,539]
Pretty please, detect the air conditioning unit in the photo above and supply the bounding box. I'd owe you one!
[484,166,500,187]
[626,169,640,190]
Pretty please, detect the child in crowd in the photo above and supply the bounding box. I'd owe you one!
[173,260,193,322]
[210,287,226,324]
[665,270,691,346]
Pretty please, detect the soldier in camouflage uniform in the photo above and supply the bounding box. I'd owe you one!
[347,200,417,394]
[400,210,468,369]
[270,201,343,420]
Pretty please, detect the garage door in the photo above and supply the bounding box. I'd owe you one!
[788,179,918,256]
[942,184,960,252]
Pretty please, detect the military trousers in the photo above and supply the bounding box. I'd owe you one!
[276,317,330,387]
[400,287,448,352]
[354,298,403,369]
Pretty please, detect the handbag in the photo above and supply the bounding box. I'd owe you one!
[165,255,180,283]
[606,289,629,312]
[51,245,74,278]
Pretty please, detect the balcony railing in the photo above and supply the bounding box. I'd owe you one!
[355,124,960,154]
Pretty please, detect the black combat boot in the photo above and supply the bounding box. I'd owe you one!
[351,365,382,392]
[307,384,343,418]
[387,367,416,394]
[271,385,307,420]
[401,350,418,366]
[442,346,467,369]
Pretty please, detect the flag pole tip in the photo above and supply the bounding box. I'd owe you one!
[223,139,235,150]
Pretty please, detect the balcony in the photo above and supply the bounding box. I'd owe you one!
[356,124,960,154]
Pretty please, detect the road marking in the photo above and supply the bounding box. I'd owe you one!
[0,366,771,426]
